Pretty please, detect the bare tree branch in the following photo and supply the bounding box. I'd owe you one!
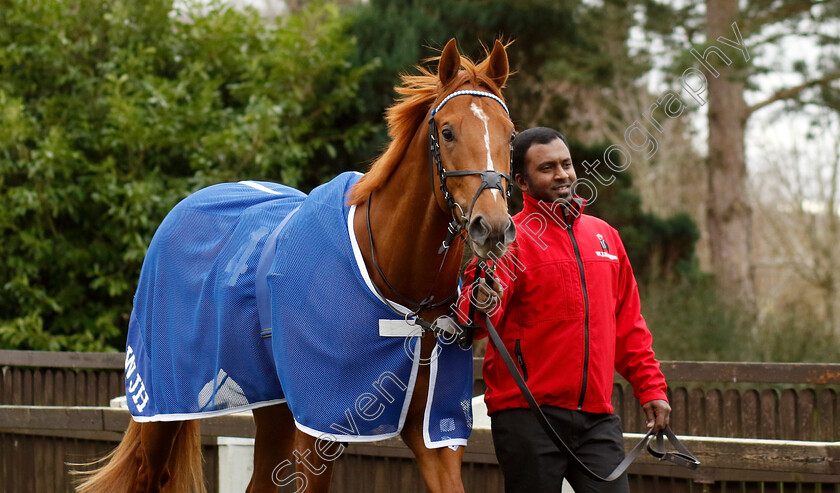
[747,71,840,117]
[752,31,840,48]
[743,0,822,36]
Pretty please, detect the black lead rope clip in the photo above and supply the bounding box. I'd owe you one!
[458,262,496,349]
[648,427,701,470]
[438,217,462,254]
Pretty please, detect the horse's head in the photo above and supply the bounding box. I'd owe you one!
[430,39,516,260]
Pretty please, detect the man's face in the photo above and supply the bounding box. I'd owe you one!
[515,138,576,204]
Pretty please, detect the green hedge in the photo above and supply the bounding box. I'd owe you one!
[0,0,373,350]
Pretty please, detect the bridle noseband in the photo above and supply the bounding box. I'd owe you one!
[428,90,515,252]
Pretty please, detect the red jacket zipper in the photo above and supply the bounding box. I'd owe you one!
[565,213,590,410]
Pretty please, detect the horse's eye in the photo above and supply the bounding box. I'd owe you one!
[441,128,455,142]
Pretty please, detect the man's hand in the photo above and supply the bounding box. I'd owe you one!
[471,276,504,314]
[641,399,671,433]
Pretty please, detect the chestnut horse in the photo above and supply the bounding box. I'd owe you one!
[75,38,514,493]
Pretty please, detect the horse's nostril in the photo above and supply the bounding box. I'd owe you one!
[504,217,516,245]
[468,216,491,244]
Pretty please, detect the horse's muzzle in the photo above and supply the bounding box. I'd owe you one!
[468,215,515,259]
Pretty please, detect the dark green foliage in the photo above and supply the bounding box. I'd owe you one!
[642,274,840,363]
[1,0,832,363]
[569,143,699,282]
[342,0,607,166]
[752,300,839,363]
[347,0,703,283]
[0,0,373,350]
[639,272,751,361]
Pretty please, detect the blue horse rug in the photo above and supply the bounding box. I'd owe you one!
[124,172,473,448]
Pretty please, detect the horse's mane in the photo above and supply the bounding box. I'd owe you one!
[347,52,506,205]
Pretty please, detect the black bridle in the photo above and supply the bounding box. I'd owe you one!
[428,90,515,253]
[365,89,515,339]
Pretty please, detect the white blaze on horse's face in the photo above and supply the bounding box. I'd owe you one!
[469,102,499,201]
[437,94,516,260]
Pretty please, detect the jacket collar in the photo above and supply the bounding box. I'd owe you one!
[521,193,586,226]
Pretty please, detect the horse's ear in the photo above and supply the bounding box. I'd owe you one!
[438,38,461,86]
[485,39,509,89]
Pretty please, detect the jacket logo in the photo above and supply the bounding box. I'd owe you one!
[595,234,618,260]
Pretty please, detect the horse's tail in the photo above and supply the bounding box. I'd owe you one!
[156,420,206,493]
[73,420,205,493]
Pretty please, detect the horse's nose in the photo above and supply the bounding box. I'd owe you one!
[468,216,516,254]
[467,215,491,246]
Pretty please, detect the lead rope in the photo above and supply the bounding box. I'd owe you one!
[472,265,700,481]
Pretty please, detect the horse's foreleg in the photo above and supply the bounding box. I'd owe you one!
[288,429,337,492]
[401,354,466,493]
[247,403,296,493]
[401,423,466,493]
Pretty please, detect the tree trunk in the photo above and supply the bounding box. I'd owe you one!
[706,0,757,317]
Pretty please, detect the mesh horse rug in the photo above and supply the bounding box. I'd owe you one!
[124,172,473,447]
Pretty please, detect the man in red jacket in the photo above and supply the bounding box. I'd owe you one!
[459,127,671,492]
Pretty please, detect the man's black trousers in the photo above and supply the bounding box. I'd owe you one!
[490,406,631,493]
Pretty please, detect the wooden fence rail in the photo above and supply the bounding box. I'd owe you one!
[1,350,839,492]
[0,350,124,408]
[1,405,838,492]
[3,350,838,441]
[611,361,840,442]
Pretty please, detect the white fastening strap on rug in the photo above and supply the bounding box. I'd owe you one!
[378,316,460,338]
[379,319,423,337]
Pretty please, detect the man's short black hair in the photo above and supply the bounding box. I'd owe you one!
[512,127,570,178]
